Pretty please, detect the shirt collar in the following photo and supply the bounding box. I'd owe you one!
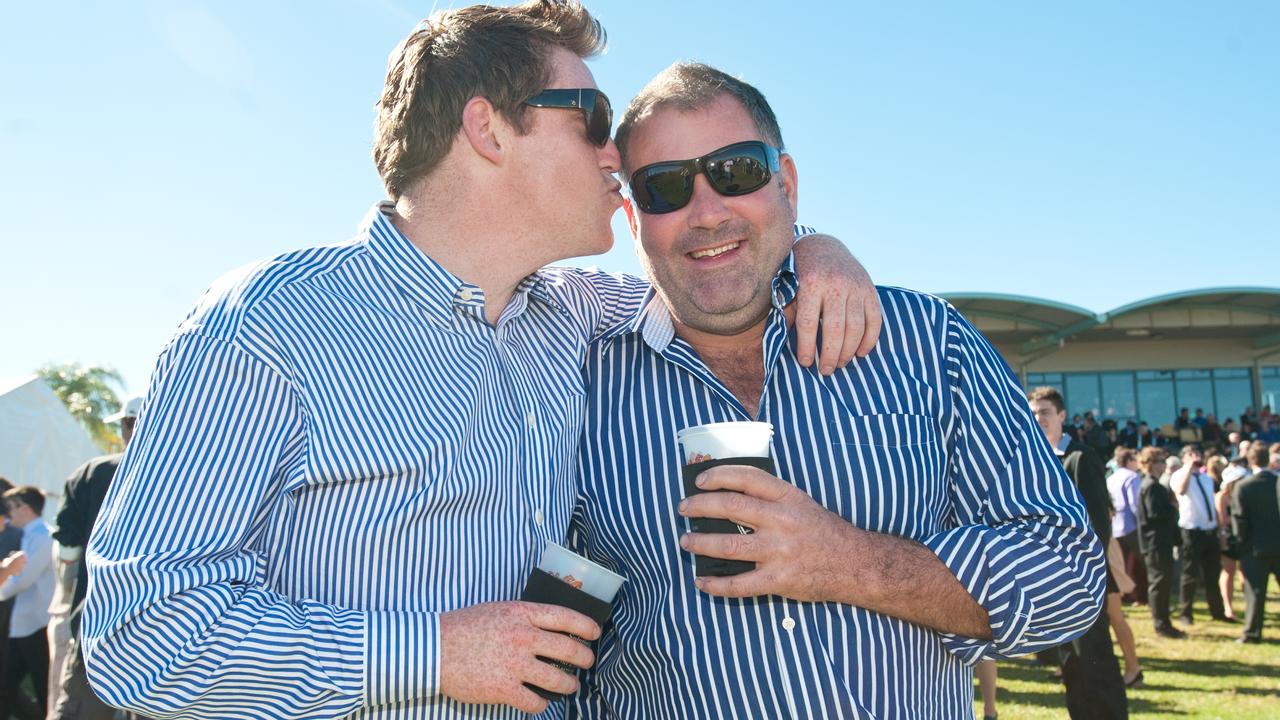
[615,251,799,353]
[360,202,564,327]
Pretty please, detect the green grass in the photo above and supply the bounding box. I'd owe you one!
[974,586,1280,719]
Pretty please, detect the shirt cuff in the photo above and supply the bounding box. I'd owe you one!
[365,610,440,706]
[923,524,1035,664]
[58,544,83,562]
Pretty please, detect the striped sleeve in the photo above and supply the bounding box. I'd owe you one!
[81,331,434,718]
[923,304,1105,663]
[540,267,651,341]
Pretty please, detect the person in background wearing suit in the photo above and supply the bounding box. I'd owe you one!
[49,395,143,720]
[1230,443,1280,644]
[1026,387,1127,719]
[1136,448,1184,639]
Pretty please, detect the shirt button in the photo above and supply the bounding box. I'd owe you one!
[458,287,474,302]
[527,410,536,428]
[534,508,544,526]
[781,617,795,631]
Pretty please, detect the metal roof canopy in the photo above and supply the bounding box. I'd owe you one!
[942,287,1280,355]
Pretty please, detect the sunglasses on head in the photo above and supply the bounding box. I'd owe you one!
[523,88,612,147]
[628,140,781,215]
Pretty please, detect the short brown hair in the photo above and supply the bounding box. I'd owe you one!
[373,0,606,199]
[1136,447,1167,476]
[1026,386,1065,414]
[3,486,44,516]
[1248,442,1271,469]
[615,62,784,176]
[1114,447,1136,467]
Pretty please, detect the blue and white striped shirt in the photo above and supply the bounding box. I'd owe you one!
[82,203,647,719]
[567,256,1106,719]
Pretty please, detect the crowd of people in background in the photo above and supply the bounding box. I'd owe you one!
[0,397,140,720]
[1063,404,1280,461]
[978,394,1280,720]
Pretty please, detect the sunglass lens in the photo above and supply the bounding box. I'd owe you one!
[589,91,612,147]
[705,146,771,195]
[635,165,693,214]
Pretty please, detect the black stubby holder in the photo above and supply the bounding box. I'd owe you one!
[519,568,615,701]
[682,456,777,577]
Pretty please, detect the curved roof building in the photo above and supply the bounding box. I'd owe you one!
[941,287,1280,427]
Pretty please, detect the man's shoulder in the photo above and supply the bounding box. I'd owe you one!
[1238,471,1279,496]
[72,453,124,482]
[177,239,368,344]
[876,286,953,326]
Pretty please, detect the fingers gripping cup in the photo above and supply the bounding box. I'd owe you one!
[677,421,776,577]
[519,543,625,701]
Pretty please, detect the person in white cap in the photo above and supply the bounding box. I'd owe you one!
[47,395,142,720]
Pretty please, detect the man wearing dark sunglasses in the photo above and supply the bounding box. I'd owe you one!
[80,3,881,720]
[565,62,1106,719]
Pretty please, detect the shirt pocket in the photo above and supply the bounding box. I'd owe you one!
[817,413,946,539]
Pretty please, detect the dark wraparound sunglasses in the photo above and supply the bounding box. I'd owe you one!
[523,88,612,147]
[628,140,781,214]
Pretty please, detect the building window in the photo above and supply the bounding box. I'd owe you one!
[1101,373,1137,420]
[1262,367,1280,413]
[1065,374,1101,419]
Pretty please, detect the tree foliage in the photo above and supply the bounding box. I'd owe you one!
[36,362,125,453]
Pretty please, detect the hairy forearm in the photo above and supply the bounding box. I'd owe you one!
[829,526,992,640]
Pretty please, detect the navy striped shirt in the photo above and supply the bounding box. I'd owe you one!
[82,203,647,719]
[567,257,1105,719]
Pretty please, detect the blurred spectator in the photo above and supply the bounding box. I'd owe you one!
[0,486,54,719]
[1128,422,1159,450]
[1109,448,1147,605]
[1208,456,1241,622]
[1159,455,1183,489]
[1257,419,1280,443]
[1027,387,1128,719]
[1137,448,1184,639]
[1229,443,1279,644]
[1192,409,1208,429]
[1176,407,1192,430]
[1227,434,1245,459]
[1170,446,1231,625]
[0,477,21,716]
[1203,414,1223,444]
[1269,443,1280,472]
[1118,421,1138,449]
[49,394,143,720]
[1105,537,1144,688]
[1083,413,1110,458]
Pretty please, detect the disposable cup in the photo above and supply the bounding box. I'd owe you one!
[676,421,774,464]
[538,542,626,602]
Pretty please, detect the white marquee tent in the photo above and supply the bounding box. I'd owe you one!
[0,376,104,521]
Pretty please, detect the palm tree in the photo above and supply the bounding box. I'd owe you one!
[36,362,125,452]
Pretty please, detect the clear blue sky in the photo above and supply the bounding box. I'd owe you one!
[2,1,1277,394]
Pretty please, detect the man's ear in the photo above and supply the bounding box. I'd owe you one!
[622,196,640,240]
[460,96,507,165]
[779,152,799,216]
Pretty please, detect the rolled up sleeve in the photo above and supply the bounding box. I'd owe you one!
[926,305,1105,663]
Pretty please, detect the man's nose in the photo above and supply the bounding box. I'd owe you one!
[599,137,621,174]
[685,174,732,229]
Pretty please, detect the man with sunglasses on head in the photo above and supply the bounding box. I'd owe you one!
[80,3,880,720]
[564,63,1106,719]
